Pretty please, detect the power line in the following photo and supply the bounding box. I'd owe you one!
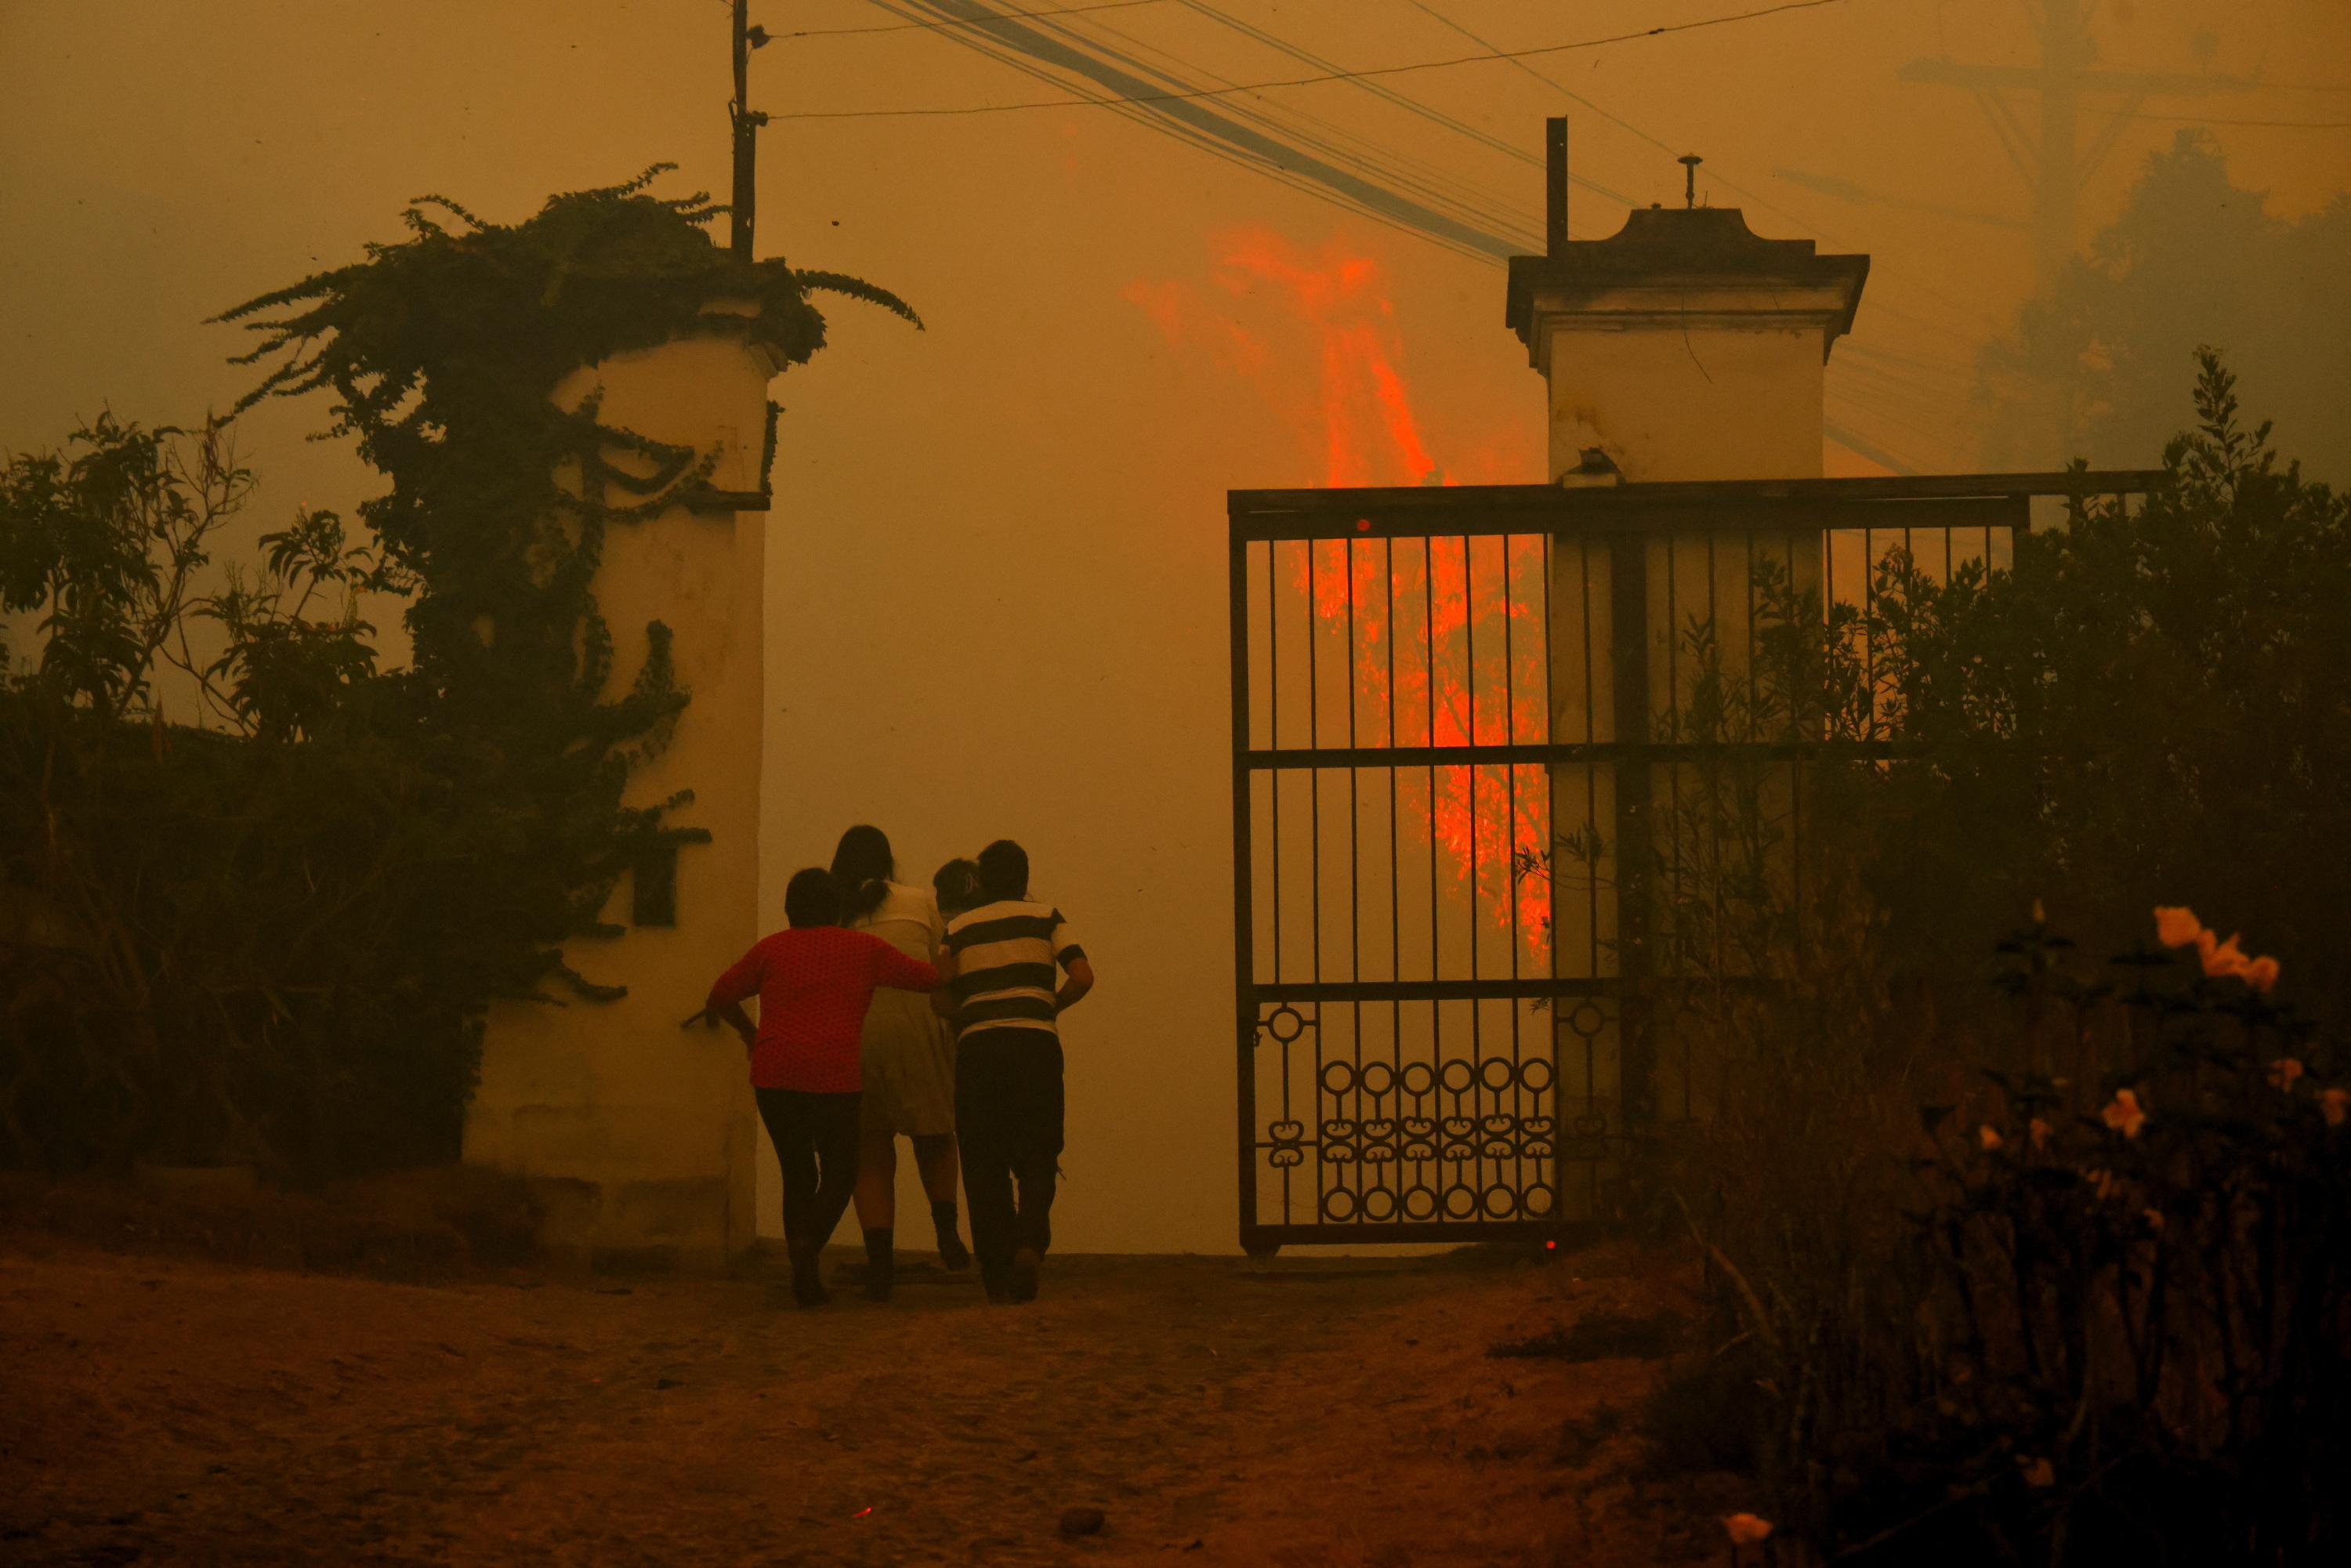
[836,0,1967,469]
[1172,0,1639,212]
[774,0,1849,119]
[857,0,1512,263]
[1037,3,1549,245]
[783,0,1169,40]
[2099,110,2351,129]
[1398,0,2004,342]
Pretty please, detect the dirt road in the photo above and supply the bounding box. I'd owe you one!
[1,1236,1735,1566]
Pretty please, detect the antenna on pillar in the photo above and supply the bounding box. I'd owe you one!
[1545,118,1570,255]
[1679,154,1703,209]
[729,1,773,259]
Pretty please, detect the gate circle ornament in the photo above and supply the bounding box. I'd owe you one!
[1358,1061,1396,1099]
[1402,1182,1440,1221]
[1438,1059,1476,1095]
[1481,1183,1520,1220]
[1567,1001,1608,1039]
[1521,1182,1556,1219]
[1399,1061,1437,1097]
[1442,1184,1479,1219]
[1479,1057,1518,1094]
[1320,1185,1360,1222]
[1263,1005,1310,1045]
[1319,1060,1356,1098]
[1519,1056,1556,1094]
[1362,1185,1399,1222]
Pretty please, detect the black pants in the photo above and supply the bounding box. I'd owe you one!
[955,1029,1065,1279]
[754,1088,861,1254]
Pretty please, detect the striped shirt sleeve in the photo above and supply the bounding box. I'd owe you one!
[1050,911,1085,967]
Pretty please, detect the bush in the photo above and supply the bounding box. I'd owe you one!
[1593,357,2351,1559]
[0,172,912,1182]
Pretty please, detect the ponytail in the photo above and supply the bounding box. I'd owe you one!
[829,824,896,925]
[845,877,889,924]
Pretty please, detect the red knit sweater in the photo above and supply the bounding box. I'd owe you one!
[706,926,938,1092]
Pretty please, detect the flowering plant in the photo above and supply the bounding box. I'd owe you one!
[1833,910,2351,1563]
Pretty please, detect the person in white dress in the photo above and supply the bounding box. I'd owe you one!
[833,825,972,1300]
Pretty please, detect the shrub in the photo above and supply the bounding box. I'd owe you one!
[0,172,912,1181]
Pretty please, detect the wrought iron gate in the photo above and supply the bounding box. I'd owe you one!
[1230,471,2158,1253]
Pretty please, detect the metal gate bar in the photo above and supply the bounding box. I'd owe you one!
[1231,472,2162,1254]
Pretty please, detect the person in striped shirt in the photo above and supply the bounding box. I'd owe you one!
[933,839,1094,1304]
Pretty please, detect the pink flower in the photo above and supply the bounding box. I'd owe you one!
[2321,1088,2348,1129]
[2101,1089,2147,1139]
[2197,929,2246,979]
[2269,1058,2305,1092]
[1978,1124,2005,1152]
[2193,928,2283,990]
[2154,906,2202,948]
[1723,1513,1773,1545]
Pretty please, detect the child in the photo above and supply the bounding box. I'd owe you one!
[705,867,938,1307]
[933,856,985,921]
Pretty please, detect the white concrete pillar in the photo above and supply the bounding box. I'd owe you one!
[1509,207,1867,1178]
[462,304,780,1269]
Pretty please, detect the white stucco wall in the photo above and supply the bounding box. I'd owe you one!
[1537,270,1853,1189]
[462,316,776,1269]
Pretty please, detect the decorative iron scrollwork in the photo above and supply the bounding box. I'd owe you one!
[1266,1118,1307,1168]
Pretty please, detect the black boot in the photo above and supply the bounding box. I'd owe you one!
[931,1200,971,1271]
[860,1227,895,1302]
[788,1240,829,1309]
[1009,1245,1042,1305]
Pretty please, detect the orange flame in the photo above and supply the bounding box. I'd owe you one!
[1132,228,1548,947]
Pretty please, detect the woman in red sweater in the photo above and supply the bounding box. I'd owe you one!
[705,867,939,1306]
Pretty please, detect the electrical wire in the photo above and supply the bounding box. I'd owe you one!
[773,0,1850,119]
[2094,111,2351,130]
[830,0,1969,469]
[782,0,1170,38]
[1034,4,1548,245]
[1173,0,1639,211]
[1397,0,2004,339]
[853,0,1512,263]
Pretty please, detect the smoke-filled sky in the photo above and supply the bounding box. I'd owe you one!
[5,0,2346,1252]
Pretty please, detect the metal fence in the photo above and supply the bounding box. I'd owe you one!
[1229,471,2161,1254]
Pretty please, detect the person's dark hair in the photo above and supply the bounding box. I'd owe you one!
[933,856,984,918]
[829,824,894,924]
[784,867,842,928]
[976,839,1029,900]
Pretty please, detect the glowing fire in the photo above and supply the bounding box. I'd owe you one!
[1128,230,1549,949]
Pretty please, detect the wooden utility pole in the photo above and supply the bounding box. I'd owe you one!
[729,0,768,259]
[1899,0,2247,285]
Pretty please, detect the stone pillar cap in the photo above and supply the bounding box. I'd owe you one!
[1506,206,1869,368]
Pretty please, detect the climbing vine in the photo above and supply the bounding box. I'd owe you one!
[0,168,914,1179]
[217,163,918,987]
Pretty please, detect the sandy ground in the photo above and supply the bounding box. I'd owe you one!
[0,1232,1744,1567]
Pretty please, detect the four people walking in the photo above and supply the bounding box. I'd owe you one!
[705,830,1093,1309]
